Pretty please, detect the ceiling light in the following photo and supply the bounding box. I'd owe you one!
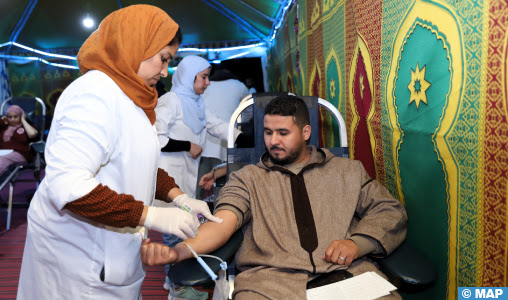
[83,17,94,29]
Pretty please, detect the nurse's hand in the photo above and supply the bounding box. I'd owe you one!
[143,206,200,240]
[173,194,223,224]
[189,142,202,159]
[141,239,178,266]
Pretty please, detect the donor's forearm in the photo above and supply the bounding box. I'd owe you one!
[175,209,238,261]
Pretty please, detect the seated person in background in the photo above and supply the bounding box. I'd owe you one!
[142,95,408,299]
[196,68,250,201]
[0,105,38,175]
[198,164,226,192]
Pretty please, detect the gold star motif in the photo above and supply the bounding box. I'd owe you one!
[329,78,336,99]
[407,63,431,109]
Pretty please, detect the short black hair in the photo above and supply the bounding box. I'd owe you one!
[169,27,182,46]
[209,69,238,81]
[264,95,310,129]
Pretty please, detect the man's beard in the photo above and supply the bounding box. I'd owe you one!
[268,144,305,165]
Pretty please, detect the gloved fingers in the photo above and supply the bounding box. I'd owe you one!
[179,219,199,240]
[174,195,210,214]
[172,194,188,208]
[200,212,223,224]
[190,202,213,215]
[173,227,195,240]
[189,217,202,231]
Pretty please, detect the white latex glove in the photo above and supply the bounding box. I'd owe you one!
[144,206,200,240]
[173,194,223,224]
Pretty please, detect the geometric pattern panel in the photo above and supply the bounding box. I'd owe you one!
[267,1,508,300]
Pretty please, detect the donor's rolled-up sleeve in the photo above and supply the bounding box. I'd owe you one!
[214,166,254,229]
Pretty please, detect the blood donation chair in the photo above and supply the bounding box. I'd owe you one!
[0,97,46,230]
[168,92,437,297]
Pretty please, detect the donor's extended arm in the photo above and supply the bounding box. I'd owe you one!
[141,209,238,266]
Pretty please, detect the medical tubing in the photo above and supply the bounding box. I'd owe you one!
[180,242,224,281]
[196,257,218,280]
[200,254,225,263]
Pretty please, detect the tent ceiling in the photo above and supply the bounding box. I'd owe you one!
[0,0,285,52]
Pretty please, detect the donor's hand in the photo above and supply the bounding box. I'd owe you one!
[323,239,360,266]
[141,239,178,266]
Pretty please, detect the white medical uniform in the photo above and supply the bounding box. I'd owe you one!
[155,91,239,198]
[18,70,160,299]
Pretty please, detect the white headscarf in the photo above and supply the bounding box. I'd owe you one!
[171,56,211,134]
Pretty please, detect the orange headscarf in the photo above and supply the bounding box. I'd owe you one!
[77,5,179,125]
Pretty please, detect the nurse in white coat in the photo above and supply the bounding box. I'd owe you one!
[156,56,240,199]
[155,55,240,298]
[17,6,220,300]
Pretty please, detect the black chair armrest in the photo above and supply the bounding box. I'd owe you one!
[30,141,45,153]
[212,163,227,188]
[168,229,244,286]
[215,175,227,188]
[375,240,437,293]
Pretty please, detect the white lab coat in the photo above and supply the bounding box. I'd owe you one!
[155,91,239,198]
[18,70,160,300]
